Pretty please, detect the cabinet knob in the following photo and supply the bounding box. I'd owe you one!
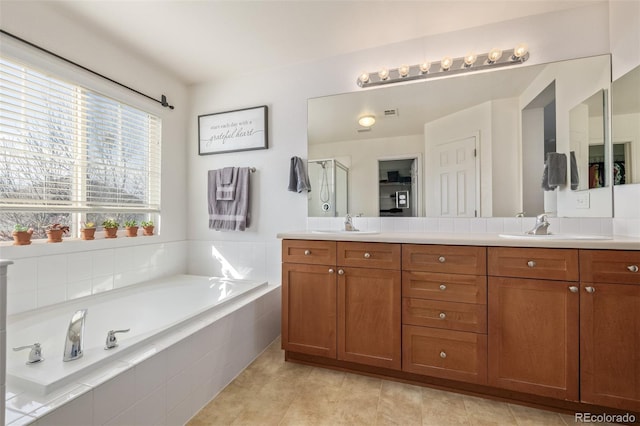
[440,351,447,359]
[628,265,639,273]
[304,250,311,256]
[585,286,596,294]
[527,260,536,268]
[438,256,446,263]
[364,252,371,259]
[439,312,446,320]
[569,286,579,293]
[439,284,447,291]
[328,268,335,274]
[338,269,345,275]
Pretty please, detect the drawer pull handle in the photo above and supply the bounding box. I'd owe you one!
[527,260,536,268]
[439,312,446,320]
[364,252,371,259]
[438,256,446,263]
[338,269,345,275]
[585,286,596,294]
[569,286,579,293]
[439,284,447,291]
[304,250,311,256]
[328,269,335,274]
[628,265,639,273]
[440,351,447,359]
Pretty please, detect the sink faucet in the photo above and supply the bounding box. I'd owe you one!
[344,214,359,231]
[527,214,550,235]
[63,309,87,362]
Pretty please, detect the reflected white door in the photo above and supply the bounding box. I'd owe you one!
[434,136,477,217]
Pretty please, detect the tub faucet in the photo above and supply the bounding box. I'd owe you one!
[63,309,87,362]
[527,214,550,235]
[344,214,358,232]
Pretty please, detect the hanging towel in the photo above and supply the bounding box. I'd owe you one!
[288,156,311,193]
[569,151,579,190]
[216,167,238,200]
[208,167,251,231]
[541,152,567,191]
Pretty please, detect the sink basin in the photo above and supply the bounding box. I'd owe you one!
[311,230,379,235]
[499,233,612,240]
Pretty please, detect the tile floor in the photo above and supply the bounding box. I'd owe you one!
[187,337,607,425]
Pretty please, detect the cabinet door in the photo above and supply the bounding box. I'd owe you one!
[282,263,336,358]
[581,282,640,412]
[338,267,401,370]
[488,277,579,400]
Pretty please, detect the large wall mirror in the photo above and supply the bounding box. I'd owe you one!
[611,64,640,186]
[308,54,612,218]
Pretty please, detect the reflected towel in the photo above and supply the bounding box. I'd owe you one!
[541,152,567,191]
[216,167,238,200]
[570,151,579,190]
[288,156,311,193]
[208,167,251,231]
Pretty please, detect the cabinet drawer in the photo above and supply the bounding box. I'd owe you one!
[488,247,578,281]
[402,325,487,384]
[403,244,486,275]
[282,240,336,265]
[403,271,487,304]
[403,298,487,333]
[580,250,640,285]
[337,241,401,270]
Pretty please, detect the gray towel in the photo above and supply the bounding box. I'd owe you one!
[216,167,238,200]
[208,167,251,231]
[288,156,311,193]
[541,152,567,191]
[570,151,579,190]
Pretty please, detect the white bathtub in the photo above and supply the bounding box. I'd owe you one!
[6,274,268,395]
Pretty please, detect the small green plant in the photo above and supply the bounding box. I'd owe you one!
[141,220,154,227]
[102,219,119,229]
[124,220,138,228]
[83,222,96,229]
[14,224,30,232]
[47,223,70,234]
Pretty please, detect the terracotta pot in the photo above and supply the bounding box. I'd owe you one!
[125,226,139,237]
[46,229,64,243]
[12,230,33,246]
[142,226,154,236]
[104,227,118,238]
[81,228,96,240]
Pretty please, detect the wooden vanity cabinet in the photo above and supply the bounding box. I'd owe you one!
[488,247,580,401]
[579,250,640,412]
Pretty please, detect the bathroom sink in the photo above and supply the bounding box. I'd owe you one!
[311,230,379,235]
[498,233,612,240]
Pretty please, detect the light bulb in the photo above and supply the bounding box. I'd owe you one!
[358,72,370,84]
[487,48,502,63]
[463,52,477,67]
[441,56,453,71]
[358,115,376,127]
[378,68,389,80]
[419,62,431,73]
[513,43,528,59]
[398,64,410,78]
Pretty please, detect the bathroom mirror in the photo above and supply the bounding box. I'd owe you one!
[308,54,612,218]
[611,64,640,185]
[570,90,607,191]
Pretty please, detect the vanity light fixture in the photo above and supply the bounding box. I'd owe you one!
[357,44,530,88]
[358,115,376,127]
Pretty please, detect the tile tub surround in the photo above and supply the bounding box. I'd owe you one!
[3,283,281,425]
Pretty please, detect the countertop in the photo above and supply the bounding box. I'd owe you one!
[277,231,640,250]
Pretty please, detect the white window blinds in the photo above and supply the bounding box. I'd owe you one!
[0,57,161,213]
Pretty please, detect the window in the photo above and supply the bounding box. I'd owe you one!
[0,57,161,240]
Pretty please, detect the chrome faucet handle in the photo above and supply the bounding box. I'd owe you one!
[535,213,549,224]
[13,342,44,364]
[344,214,358,231]
[105,329,130,350]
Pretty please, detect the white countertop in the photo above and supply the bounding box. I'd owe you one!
[277,231,640,250]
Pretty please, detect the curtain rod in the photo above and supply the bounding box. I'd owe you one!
[0,29,175,110]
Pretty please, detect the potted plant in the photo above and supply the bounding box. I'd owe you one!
[124,220,138,237]
[102,219,119,239]
[12,224,34,246]
[46,223,70,243]
[141,220,155,236]
[81,222,96,240]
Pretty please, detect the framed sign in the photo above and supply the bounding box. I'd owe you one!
[198,105,268,155]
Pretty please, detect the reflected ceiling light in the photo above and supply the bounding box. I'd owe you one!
[358,115,376,127]
[356,44,530,88]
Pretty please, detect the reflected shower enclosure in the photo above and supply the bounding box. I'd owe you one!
[307,159,348,217]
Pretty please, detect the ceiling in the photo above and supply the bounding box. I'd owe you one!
[47,0,601,86]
